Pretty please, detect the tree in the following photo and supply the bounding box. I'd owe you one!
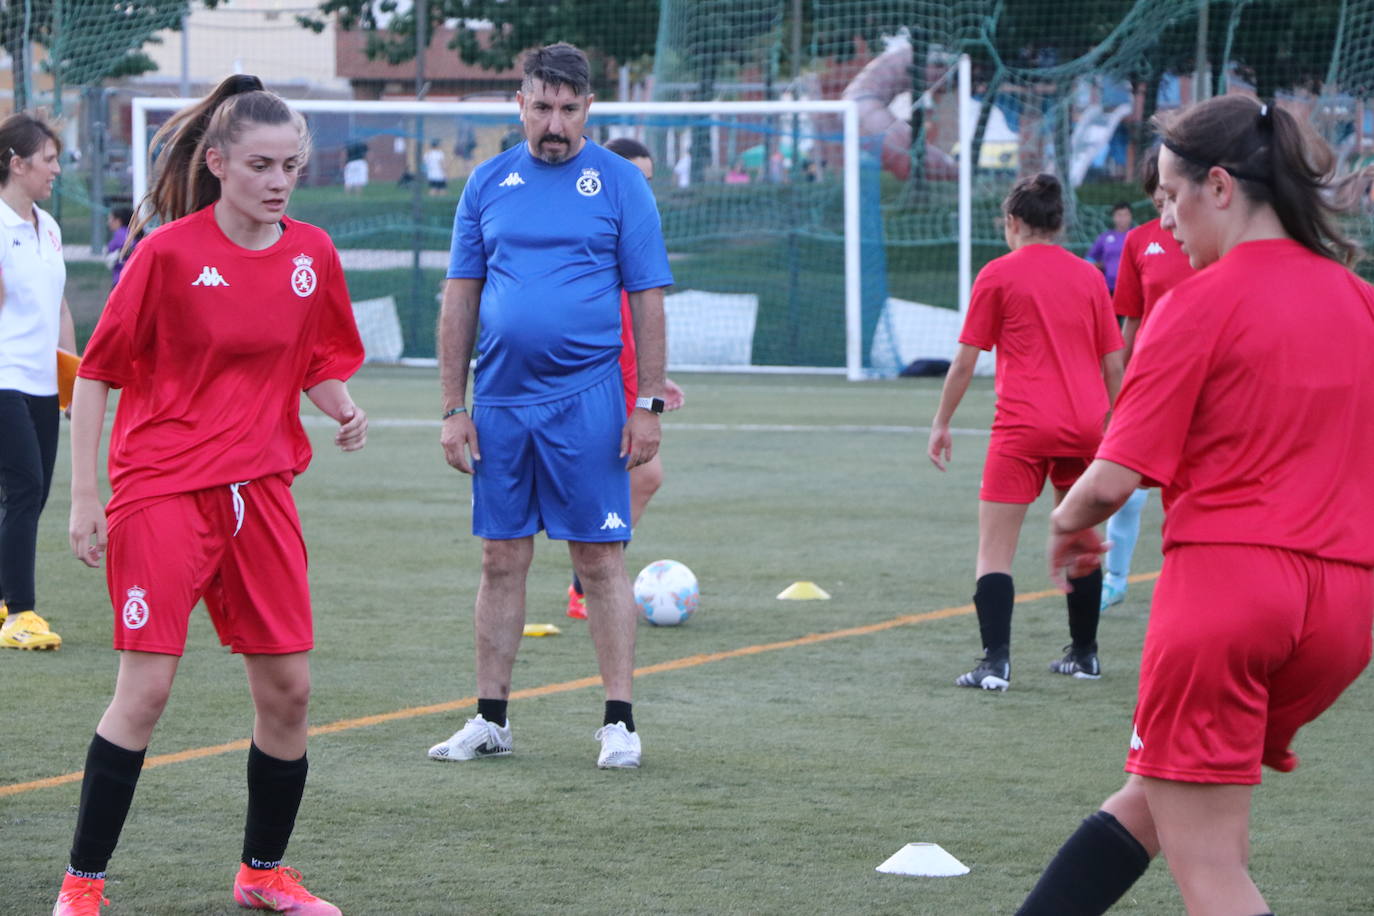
[298,0,661,96]
[2,0,209,112]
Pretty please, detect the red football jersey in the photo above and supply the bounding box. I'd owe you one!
[618,289,638,416]
[79,207,364,525]
[1100,238,1374,566]
[1112,218,1195,324]
[960,243,1122,456]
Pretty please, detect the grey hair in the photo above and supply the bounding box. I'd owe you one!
[522,42,591,97]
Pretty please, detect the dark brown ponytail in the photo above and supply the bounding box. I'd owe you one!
[1003,172,1064,233]
[1155,96,1362,266]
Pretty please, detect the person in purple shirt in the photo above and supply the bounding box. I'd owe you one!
[103,205,135,288]
[1086,201,1132,293]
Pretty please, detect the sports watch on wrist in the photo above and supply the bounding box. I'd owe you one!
[634,396,665,414]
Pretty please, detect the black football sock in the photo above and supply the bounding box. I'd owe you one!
[242,742,308,870]
[973,573,1014,656]
[571,573,583,596]
[477,698,508,727]
[68,733,147,877]
[604,700,635,732]
[1066,569,1103,649]
[1016,810,1151,915]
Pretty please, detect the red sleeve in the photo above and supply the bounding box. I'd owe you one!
[78,241,157,389]
[958,265,1003,351]
[303,245,365,390]
[1095,281,1124,357]
[1112,230,1144,319]
[1097,287,1210,487]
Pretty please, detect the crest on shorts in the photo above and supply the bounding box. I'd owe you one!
[290,253,317,298]
[576,168,602,197]
[122,586,150,630]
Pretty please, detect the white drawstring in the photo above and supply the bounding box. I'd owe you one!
[229,481,251,536]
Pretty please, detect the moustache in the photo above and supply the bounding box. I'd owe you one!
[541,134,571,146]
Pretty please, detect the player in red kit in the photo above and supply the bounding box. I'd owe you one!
[929,172,1123,692]
[54,75,366,916]
[1099,149,1198,610]
[1019,96,1374,916]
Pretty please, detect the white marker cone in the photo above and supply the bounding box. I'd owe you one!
[875,842,970,877]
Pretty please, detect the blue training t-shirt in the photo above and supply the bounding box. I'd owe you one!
[447,139,674,406]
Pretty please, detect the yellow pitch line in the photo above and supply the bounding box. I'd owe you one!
[1,571,1159,799]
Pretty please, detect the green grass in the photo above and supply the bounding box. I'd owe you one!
[6,370,1373,914]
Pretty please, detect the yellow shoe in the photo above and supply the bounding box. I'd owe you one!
[0,610,62,650]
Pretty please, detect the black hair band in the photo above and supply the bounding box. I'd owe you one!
[1161,137,1273,186]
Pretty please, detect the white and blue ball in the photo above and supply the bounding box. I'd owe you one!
[633,560,699,626]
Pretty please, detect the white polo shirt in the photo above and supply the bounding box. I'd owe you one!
[0,196,66,395]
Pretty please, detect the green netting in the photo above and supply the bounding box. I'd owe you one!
[37,0,1374,367]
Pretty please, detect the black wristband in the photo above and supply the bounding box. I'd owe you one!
[442,406,467,420]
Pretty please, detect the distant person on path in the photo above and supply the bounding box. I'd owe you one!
[424,139,448,196]
[430,42,672,770]
[342,141,369,195]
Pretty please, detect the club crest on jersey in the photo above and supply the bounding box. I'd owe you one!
[122,586,150,630]
[576,168,602,197]
[291,253,317,297]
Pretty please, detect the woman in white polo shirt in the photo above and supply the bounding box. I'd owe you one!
[0,112,74,650]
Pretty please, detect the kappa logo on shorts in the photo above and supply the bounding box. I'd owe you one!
[1144,242,1167,256]
[192,266,230,287]
[290,253,317,297]
[599,511,627,530]
[576,168,602,197]
[1130,723,1144,751]
[122,585,151,630]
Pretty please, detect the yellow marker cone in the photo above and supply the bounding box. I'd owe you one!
[522,623,562,637]
[777,581,831,600]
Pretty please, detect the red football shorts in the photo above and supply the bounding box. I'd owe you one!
[105,474,313,656]
[1127,544,1373,784]
[979,448,1090,504]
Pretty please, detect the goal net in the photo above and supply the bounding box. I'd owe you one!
[132,97,888,377]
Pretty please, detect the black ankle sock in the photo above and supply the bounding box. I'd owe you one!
[1016,810,1151,915]
[477,698,508,727]
[241,742,308,870]
[1066,569,1103,649]
[973,573,1014,656]
[68,733,147,876]
[604,700,634,732]
[571,573,583,596]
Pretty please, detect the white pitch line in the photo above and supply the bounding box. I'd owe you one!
[300,415,990,436]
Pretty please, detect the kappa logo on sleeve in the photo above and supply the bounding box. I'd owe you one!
[192,266,230,287]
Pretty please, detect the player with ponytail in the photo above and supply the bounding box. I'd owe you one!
[1019,96,1374,915]
[928,171,1124,692]
[54,75,364,915]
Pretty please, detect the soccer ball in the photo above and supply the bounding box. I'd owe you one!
[633,560,699,626]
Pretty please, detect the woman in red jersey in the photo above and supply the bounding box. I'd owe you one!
[929,173,1123,691]
[1018,96,1374,916]
[54,75,366,916]
[1099,150,1198,611]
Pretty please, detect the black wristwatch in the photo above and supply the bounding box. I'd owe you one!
[634,396,665,414]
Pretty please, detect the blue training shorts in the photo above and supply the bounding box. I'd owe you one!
[471,370,632,542]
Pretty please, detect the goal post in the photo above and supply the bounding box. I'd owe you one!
[131,97,874,378]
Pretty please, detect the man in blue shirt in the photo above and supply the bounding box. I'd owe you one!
[430,42,673,770]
